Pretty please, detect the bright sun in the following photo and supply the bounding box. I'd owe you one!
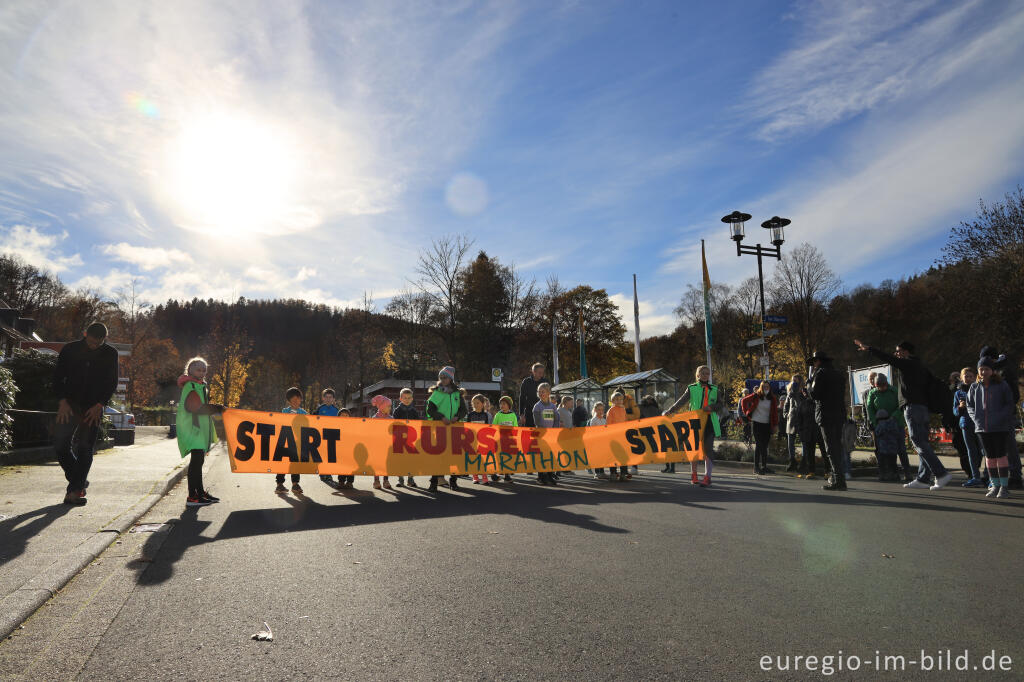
[163,113,301,237]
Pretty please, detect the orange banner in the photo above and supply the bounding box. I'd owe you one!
[222,409,706,476]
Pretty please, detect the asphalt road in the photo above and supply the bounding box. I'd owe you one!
[3,457,1023,681]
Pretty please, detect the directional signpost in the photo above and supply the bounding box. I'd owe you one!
[764,314,788,324]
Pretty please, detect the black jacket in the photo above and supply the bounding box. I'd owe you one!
[392,403,420,420]
[807,362,846,427]
[639,397,661,419]
[867,347,930,408]
[53,339,119,411]
[518,375,547,427]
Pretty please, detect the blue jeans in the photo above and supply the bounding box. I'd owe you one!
[53,416,100,493]
[904,403,947,481]
[786,433,798,463]
[961,423,983,479]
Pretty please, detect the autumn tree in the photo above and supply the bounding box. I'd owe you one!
[415,234,474,367]
[768,243,841,364]
[129,338,181,406]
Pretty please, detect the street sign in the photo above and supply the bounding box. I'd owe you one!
[746,329,782,347]
[759,355,771,366]
[764,315,788,324]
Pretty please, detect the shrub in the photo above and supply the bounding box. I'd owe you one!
[5,349,58,411]
[0,364,16,451]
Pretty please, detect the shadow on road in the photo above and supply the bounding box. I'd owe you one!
[211,476,727,548]
[0,504,73,567]
[126,507,213,586]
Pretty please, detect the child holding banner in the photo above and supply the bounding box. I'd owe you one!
[532,383,560,485]
[589,402,607,479]
[392,388,419,488]
[467,394,497,484]
[315,388,342,484]
[370,395,394,490]
[276,387,306,494]
[426,366,467,492]
[493,396,517,482]
[604,392,630,482]
[337,408,355,488]
[176,357,225,507]
[664,365,721,486]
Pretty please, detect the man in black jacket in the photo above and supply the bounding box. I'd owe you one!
[806,351,847,491]
[518,362,547,428]
[854,339,952,490]
[53,322,119,505]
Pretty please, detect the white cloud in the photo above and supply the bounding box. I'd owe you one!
[100,242,189,271]
[70,268,139,295]
[0,224,82,272]
[747,0,1022,140]
[0,1,529,241]
[608,292,677,340]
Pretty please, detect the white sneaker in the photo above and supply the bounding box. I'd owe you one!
[929,472,953,490]
[904,479,929,489]
[986,486,999,498]
[996,487,1009,498]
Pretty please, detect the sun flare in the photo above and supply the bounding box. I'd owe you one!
[163,113,302,237]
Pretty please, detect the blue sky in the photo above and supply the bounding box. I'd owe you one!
[2,0,1023,336]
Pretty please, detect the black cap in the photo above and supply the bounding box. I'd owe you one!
[896,340,915,354]
[806,350,832,364]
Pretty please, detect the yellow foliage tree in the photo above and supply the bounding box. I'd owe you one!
[210,343,250,407]
[381,340,398,373]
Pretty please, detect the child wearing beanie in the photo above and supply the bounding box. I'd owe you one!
[967,357,1016,499]
[370,394,394,490]
[425,366,467,492]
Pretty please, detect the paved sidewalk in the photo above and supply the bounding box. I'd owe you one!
[0,437,214,639]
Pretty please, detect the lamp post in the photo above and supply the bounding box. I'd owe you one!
[722,211,790,380]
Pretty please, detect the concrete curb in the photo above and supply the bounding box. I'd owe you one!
[0,457,191,641]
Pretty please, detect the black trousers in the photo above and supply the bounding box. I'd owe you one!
[276,473,301,484]
[187,449,205,496]
[753,422,771,470]
[819,422,844,478]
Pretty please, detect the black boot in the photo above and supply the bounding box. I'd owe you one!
[449,475,460,490]
[822,473,847,491]
[428,476,438,492]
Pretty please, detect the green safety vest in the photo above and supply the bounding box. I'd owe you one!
[427,388,463,421]
[176,380,217,457]
[688,382,721,437]
[493,411,518,427]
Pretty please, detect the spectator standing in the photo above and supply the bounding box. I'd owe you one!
[953,367,986,488]
[518,363,547,428]
[782,375,804,472]
[807,351,847,491]
[967,358,1016,499]
[979,346,1021,489]
[795,382,823,480]
[53,322,119,506]
[741,381,778,475]
[866,374,912,482]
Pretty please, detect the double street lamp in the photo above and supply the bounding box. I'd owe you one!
[721,211,791,380]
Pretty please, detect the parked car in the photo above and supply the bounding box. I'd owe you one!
[104,406,136,430]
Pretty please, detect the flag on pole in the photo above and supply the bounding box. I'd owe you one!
[578,308,588,378]
[702,239,713,382]
[632,274,642,371]
[702,239,712,351]
[552,319,560,386]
